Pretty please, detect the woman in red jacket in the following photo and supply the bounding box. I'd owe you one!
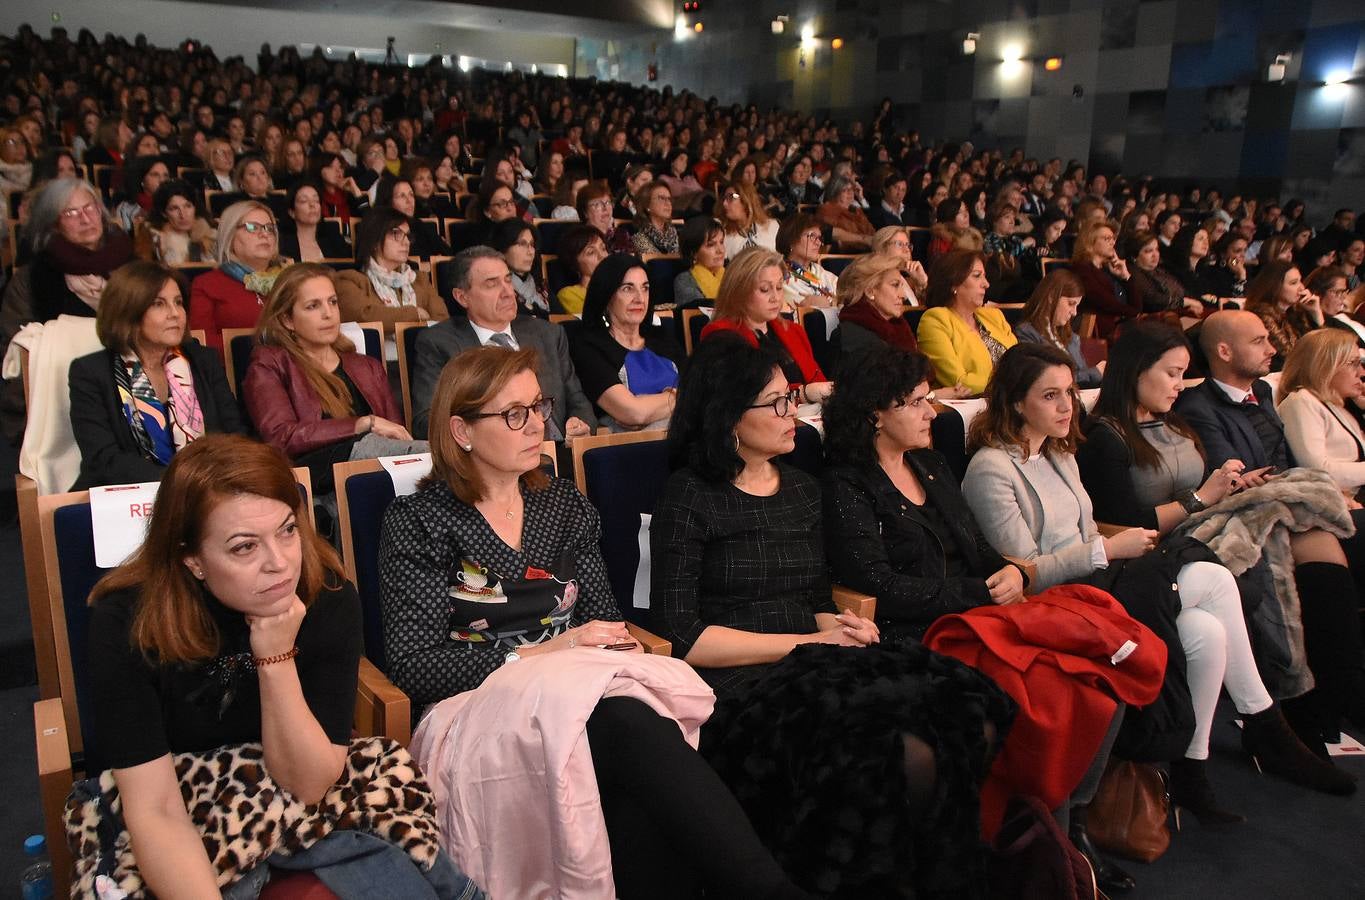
[1072,219,1142,339]
[243,263,424,495]
[700,247,833,403]
[189,200,287,350]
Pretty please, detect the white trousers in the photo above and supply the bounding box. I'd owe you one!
[1175,561,1274,760]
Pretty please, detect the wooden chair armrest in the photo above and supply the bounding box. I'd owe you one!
[35,698,74,897]
[1001,556,1041,594]
[831,584,876,620]
[355,657,411,748]
[626,623,672,657]
[1095,522,1127,537]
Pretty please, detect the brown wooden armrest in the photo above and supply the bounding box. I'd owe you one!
[1096,522,1127,537]
[35,698,74,896]
[355,657,411,748]
[831,584,876,620]
[1001,556,1041,594]
[626,623,672,657]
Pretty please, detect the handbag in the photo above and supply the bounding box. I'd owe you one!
[989,795,1098,900]
[1086,758,1172,863]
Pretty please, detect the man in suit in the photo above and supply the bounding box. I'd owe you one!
[411,246,597,439]
[1174,310,1288,477]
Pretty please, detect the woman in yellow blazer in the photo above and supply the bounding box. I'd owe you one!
[916,249,1017,396]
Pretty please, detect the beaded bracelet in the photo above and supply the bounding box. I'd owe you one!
[253,647,300,667]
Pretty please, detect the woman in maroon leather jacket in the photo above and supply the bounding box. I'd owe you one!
[243,263,425,493]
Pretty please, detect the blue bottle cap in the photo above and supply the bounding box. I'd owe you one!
[24,834,46,855]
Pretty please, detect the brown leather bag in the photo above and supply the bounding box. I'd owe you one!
[1087,759,1172,863]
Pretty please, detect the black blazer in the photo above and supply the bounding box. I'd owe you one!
[1172,377,1292,473]
[821,448,1020,639]
[278,220,353,261]
[68,342,245,491]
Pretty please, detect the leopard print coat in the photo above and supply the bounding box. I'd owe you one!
[66,737,445,897]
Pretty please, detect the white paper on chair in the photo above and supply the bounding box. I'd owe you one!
[632,513,652,609]
[89,481,161,567]
[1078,388,1100,413]
[936,398,987,437]
[813,307,839,341]
[379,453,433,496]
[1327,731,1364,757]
[339,321,366,351]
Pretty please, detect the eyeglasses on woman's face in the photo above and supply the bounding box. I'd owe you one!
[387,227,412,243]
[467,396,555,430]
[748,389,801,418]
[239,220,277,235]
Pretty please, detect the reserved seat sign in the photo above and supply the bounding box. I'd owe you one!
[88,481,161,567]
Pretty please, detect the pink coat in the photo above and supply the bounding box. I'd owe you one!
[411,650,715,899]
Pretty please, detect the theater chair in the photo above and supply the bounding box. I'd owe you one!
[570,430,875,627]
[394,319,438,432]
[330,449,673,679]
[221,321,383,399]
[22,469,406,897]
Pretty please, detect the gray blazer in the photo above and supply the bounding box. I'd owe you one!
[960,444,1104,590]
[411,316,598,438]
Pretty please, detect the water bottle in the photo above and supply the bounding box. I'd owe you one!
[19,834,54,900]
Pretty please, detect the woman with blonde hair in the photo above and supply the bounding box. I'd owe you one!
[834,253,918,359]
[244,263,422,492]
[701,247,832,402]
[190,200,287,349]
[871,225,928,302]
[1277,328,1365,505]
[1071,218,1140,339]
[718,180,779,261]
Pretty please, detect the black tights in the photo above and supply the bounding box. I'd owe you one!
[585,697,810,900]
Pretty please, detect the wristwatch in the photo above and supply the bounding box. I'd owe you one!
[1174,489,1206,515]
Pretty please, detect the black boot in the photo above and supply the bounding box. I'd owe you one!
[1295,562,1365,732]
[1241,703,1357,795]
[1169,757,1245,829]
[1068,806,1136,893]
[1282,693,1334,759]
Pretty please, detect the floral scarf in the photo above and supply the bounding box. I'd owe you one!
[787,259,836,300]
[221,260,284,301]
[635,223,680,255]
[367,258,418,308]
[114,349,204,465]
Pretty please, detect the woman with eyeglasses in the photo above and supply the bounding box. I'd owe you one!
[630,182,680,256]
[335,207,449,329]
[815,175,875,253]
[467,179,521,247]
[381,346,814,900]
[776,213,837,309]
[569,253,682,432]
[69,261,242,490]
[719,181,779,262]
[26,177,135,323]
[487,219,550,318]
[649,334,1011,896]
[871,225,929,303]
[189,201,287,350]
[1309,265,1364,349]
[578,179,635,254]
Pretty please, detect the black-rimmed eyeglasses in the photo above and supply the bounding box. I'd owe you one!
[466,396,555,430]
[748,390,801,417]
